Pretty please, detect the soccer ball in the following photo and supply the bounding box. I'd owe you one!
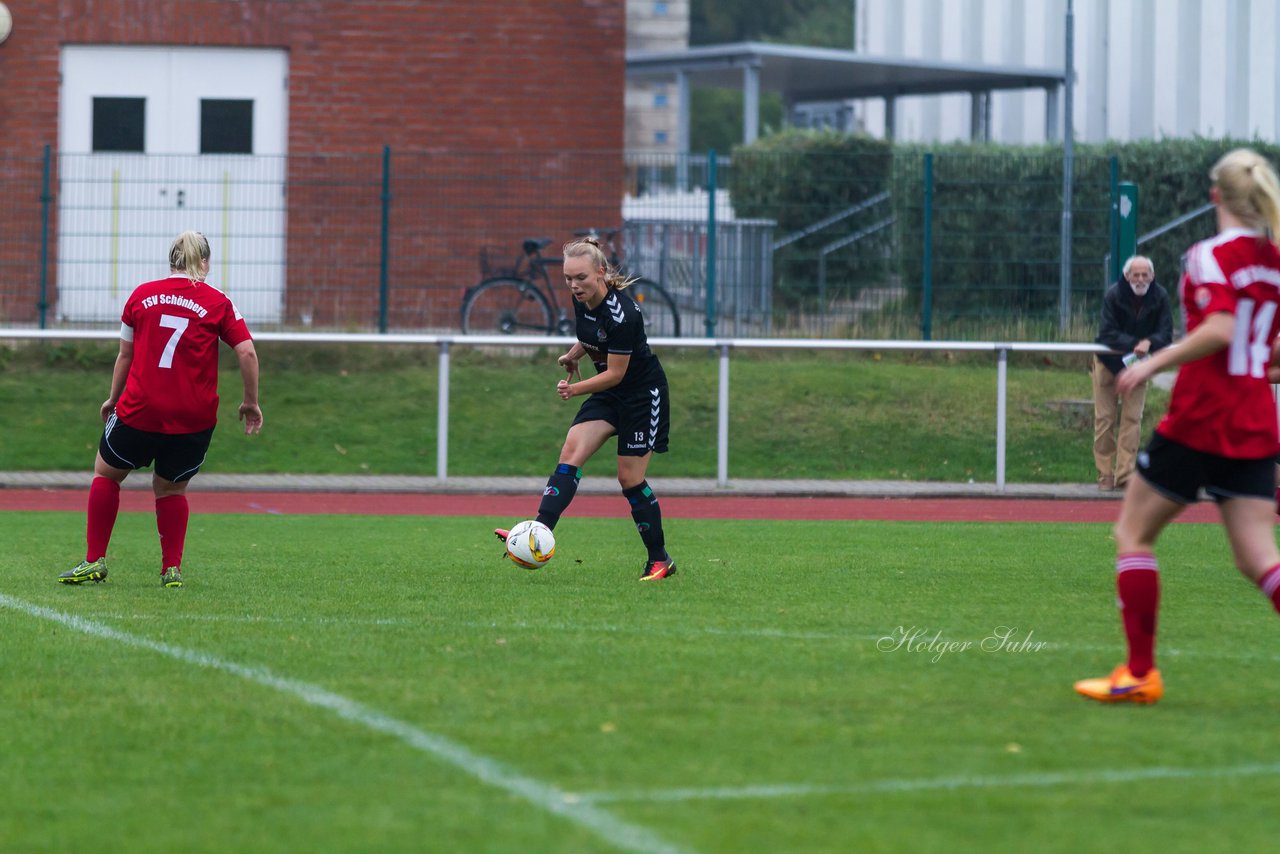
[505,520,556,569]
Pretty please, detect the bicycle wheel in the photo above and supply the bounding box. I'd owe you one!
[629,278,681,338]
[460,278,554,335]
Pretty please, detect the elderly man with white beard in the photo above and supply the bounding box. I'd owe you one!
[1092,255,1174,491]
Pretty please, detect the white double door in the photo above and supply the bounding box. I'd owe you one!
[58,46,288,323]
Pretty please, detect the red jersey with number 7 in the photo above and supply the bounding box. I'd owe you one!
[1156,228,1280,458]
[114,275,253,434]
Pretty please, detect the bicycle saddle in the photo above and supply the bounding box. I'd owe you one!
[523,238,553,254]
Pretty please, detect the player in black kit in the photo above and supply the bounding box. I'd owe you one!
[495,236,676,580]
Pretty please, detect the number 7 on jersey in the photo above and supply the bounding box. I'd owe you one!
[157,314,189,369]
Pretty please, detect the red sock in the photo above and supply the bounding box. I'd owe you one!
[1259,564,1280,614]
[155,495,190,571]
[1116,552,1160,677]
[86,476,121,561]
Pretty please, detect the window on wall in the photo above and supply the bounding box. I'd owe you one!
[655,130,669,145]
[200,99,254,154]
[654,93,669,107]
[655,2,669,14]
[92,97,145,152]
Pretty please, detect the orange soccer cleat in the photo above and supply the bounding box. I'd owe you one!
[1074,664,1164,704]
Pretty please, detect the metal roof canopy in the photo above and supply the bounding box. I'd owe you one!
[626,41,1067,146]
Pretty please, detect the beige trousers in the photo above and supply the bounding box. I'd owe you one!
[1092,355,1148,484]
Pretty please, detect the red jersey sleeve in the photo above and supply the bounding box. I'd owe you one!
[219,298,252,348]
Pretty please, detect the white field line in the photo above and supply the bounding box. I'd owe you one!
[84,611,859,641]
[0,594,685,854]
[67,612,1280,663]
[576,762,1280,805]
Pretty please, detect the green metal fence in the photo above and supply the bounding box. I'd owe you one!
[1,147,1127,339]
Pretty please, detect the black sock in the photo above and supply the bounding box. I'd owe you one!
[535,463,581,531]
[623,480,667,562]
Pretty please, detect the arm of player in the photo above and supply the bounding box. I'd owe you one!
[558,351,630,400]
[101,339,134,422]
[557,342,587,381]
[1267,335,1280,384]
[1117,312,1234,395]
[235,339,263,434]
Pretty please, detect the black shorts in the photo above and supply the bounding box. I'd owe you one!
[1138,432,1276,504]
[571,381,670,457]
[99,414,215,482]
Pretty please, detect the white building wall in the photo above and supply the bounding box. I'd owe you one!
[1252,0,1278,138]
[1196,1,1228,138]
[1079,0,1109,142]
[993,0,1025,143]
[1174,0,1200,137]
[1150,0,1178,138]
[624,0,689,154]
[855,0,1280,144]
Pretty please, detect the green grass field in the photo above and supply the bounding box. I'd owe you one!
[5,511,1278,853]
[1,342,1168,482]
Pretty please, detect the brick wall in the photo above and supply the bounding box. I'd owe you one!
[0,0,627,327]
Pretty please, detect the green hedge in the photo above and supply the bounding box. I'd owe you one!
[728,130,894,307]
[1103,138,1280,297]
[728,132,1280,322]
[889,142,1114,318]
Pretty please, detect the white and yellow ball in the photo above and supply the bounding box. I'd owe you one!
[505,520,556,569]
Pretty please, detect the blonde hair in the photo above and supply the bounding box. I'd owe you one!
[169,231,211,281]
[562,237,638,291]
[1210,148,1280,243]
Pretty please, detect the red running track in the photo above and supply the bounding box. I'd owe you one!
[0,488,1223,523]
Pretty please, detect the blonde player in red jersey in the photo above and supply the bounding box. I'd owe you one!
[57,231,262,588]
[1074,149,1280,704]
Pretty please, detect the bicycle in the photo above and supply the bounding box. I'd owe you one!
[459,229,681,337]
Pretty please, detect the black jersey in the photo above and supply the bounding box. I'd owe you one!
[575,288,665,386]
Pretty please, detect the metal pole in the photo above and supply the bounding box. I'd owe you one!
[437,340,450,483]
[922,152,934,341]
[717,343,730,487]
[1108,156,1119,283]
[38,144,53,329]
[706,149,718,338]
[818,253,827,311]
[996,346,1008,491]
[676,71,691,192]
[1059,0,1075,332]
[742,62,761,144]
[378,145,391,333]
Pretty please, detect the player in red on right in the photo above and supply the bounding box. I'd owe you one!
[1075,148,1280,704]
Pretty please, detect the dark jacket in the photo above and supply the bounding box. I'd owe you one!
[1095,279,1174,376]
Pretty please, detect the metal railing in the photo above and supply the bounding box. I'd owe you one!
[771,191,891,251]
[1,328,1107,491]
